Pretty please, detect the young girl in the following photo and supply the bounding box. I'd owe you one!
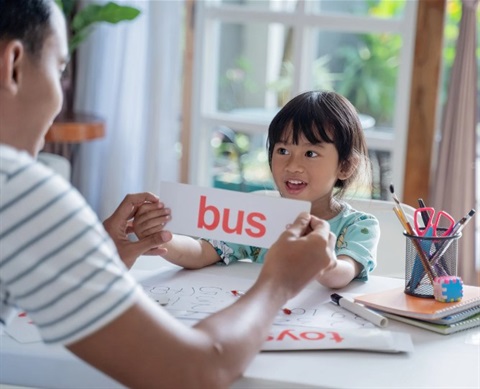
[134,91,380,288]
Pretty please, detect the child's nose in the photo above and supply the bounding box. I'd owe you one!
[285,155,304,172]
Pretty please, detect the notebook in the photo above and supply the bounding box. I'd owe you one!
[427,305,480,325]
[354,286,480,321]
[382,311,480,335]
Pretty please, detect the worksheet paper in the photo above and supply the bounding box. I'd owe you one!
[139,268,413,353]
[4,267,413,352]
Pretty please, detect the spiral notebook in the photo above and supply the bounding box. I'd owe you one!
[354,285,480,321]
[382,311,480,335]
[427,305,480,325]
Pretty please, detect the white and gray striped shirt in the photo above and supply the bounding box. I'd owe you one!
[0,144,141,345]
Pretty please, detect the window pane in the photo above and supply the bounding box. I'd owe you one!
[205,0,298,12]
[217,22,289,113]
[211,127,274,192]
[368,149,392,200]
[310,30,401,128]
[308,0,406,19]
[206,0,406,17]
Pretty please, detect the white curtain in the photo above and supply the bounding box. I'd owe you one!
[73,0,183,220]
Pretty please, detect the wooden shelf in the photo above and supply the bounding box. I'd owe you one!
[46,112,105,143]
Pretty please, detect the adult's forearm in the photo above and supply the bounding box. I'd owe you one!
[192,278,288,384]
[67,281,287,389]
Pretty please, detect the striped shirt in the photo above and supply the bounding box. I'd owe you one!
[0,144,141,345]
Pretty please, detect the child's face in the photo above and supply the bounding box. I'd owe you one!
[17,3,68,156]
[271,129,347,205]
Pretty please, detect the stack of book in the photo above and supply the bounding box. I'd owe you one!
[354,285,480,335]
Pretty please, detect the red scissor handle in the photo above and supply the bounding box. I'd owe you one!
[435,210,455,236]
[414,207,434,236]
[414,207,455,237]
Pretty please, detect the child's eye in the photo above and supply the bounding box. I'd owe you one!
[305,150,318,158]
[276,147,288,155]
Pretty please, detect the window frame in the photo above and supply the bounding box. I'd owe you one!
[184,0,419,198]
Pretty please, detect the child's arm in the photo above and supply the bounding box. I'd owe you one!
[132,201,221,269]
[316,213,379,289]
[161,234,221,269]
[315,255,361,289]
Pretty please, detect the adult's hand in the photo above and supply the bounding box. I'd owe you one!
[103,192,172,269]
[259,212,337,300]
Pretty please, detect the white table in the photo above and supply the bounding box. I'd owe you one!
[1,257,479,389]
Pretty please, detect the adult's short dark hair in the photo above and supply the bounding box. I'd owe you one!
[0,0,52,57]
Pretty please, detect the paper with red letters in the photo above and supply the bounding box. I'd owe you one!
[159,182,311,248]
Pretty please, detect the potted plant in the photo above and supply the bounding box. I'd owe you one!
[54,0,141,115]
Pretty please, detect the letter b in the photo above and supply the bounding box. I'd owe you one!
[197,195,220,230]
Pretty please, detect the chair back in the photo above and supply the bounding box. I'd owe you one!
[250,190,413,278]
[346,198,415,278]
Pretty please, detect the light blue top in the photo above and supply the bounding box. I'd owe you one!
[206,201,380,281]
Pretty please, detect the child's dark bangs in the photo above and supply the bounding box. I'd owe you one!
[290,116,333,145]
[270,116,292,145]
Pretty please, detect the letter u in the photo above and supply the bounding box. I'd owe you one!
[222,209,244,234]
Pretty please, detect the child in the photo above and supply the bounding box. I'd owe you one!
[0,1,337,387]
[134,91,379,288]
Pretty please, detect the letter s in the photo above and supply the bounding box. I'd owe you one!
[245,212,266,238]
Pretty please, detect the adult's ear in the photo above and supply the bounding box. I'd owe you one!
[0,40,24,95]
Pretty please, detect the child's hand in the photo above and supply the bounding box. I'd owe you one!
[103,192,172,268]
[132,201,171,239]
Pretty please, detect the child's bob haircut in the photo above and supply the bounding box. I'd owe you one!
[267,90,372,198]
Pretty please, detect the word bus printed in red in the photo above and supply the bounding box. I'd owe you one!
[197,195,267,237]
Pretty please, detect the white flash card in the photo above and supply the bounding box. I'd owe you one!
[158,182,311,248]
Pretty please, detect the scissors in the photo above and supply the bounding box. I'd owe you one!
[414,207,455,237]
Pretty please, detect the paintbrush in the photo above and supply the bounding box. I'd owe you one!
[393,206,435,284]
[389,184,415,236]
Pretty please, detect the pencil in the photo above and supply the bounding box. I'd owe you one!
[417,198,430,227]
[393,206,435,284]
[429,209,476,266]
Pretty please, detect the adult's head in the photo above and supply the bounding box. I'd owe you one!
[267,90,371,199]
[0,0,68,156]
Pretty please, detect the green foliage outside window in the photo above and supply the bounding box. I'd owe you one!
[335,0,405,126]
[55,0,140,53]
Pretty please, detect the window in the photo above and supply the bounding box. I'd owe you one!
[188,0,417,199]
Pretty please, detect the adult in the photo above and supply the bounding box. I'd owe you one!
[0,1,335,387]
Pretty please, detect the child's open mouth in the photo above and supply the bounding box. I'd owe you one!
[285,180,307,193]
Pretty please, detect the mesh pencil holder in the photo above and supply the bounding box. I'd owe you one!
[403,229,461,298]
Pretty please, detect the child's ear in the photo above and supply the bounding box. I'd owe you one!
[338,156,359,180]
[0,40,24,95]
